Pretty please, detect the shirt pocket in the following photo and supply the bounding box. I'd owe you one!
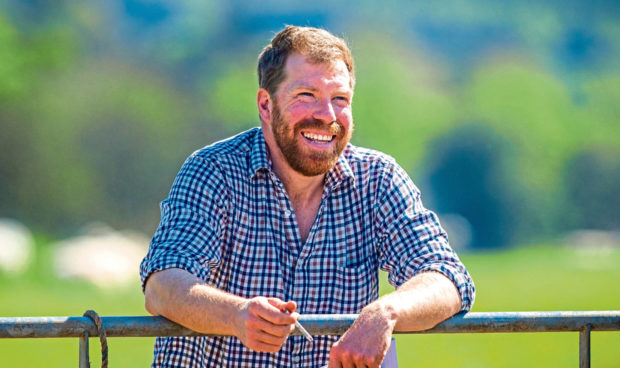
[332,259,376,313]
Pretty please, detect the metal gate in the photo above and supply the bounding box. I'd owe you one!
[1,311,619,367]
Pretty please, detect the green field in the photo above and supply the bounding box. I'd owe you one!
[1,243,619,367]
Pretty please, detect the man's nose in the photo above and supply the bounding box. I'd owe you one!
[312,99,337,123]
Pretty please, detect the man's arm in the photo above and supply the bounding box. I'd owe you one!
[328,271,461,368]
[144,268,299,353]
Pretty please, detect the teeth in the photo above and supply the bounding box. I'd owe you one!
[302,132,333,142]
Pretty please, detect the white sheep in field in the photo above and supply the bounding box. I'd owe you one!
[53,224,148,289]
[0,218,34,274]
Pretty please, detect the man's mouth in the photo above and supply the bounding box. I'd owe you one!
[301,131,335,143]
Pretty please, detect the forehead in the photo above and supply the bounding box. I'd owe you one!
[279,53,352,93]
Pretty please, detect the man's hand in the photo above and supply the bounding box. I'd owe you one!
[327,271,462,367]
[145,269,302,353]
[236,297,298,353]
[328,302,396,368]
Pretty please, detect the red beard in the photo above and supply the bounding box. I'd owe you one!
[271,104,350,177]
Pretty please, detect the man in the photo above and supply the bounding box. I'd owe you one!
[140,25,475,367]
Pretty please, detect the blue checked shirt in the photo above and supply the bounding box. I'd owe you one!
[140,127,475,367]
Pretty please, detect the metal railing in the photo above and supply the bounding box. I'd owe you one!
[1,311,619,367]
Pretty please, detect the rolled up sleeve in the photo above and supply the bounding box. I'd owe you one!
[140,156,228,291]
[375,164,475,312]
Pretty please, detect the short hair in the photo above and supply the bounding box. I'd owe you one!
[257,25,355,97]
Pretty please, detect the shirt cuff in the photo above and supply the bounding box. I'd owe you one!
[139,252,212,292]
[417,263,475,312]
[390,262,475,312]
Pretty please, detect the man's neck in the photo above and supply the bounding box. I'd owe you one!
[271,160,325,244]
[261,125,327,243]
[270,151,325,205]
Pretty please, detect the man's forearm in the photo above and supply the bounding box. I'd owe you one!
[144,268,244,335]
[328,271,462,366]
[144,268,299,353]
[371,271,462,331]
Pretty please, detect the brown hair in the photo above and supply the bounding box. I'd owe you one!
[257,25,355,96]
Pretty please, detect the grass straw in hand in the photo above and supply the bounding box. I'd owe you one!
[282,309,314,342]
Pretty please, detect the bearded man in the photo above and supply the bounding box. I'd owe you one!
[140,25,475,368]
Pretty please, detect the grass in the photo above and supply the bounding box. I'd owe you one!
[389,244,620,367]
[1,242,619,367]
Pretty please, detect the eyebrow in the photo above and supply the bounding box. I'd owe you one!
[289,84,352,97]
[288,83,319,93]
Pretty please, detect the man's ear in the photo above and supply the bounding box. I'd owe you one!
[257,88,273,125]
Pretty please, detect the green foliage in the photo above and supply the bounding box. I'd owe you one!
[563,149,620,230]
[1,55,231,233]
[0,1,618,242]
[424,124,522,248]
[14,62,202,232]
[467,62,578,190]
[0,15,28,99]
[580,74,620,146]
[467,62,619,192]
[352,33,457,171]
[0,14,76,101]
[202,58,259,131]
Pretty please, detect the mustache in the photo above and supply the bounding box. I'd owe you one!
[294,119,345,138]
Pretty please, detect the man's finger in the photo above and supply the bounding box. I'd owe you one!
[277,299,298,314]
[251,328,289,346]
[248,315,294,338]
[254,299,296,325]
[267,298,297,314]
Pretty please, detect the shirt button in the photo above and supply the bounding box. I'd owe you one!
[284,210,292,217]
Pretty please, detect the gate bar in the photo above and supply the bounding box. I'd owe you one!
[579,324,591,368]
[1,311,619,338]
[79,331,89,368]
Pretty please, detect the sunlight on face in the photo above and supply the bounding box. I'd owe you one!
[270,54,354,176]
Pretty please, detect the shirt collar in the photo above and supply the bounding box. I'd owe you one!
[249,129,271,179]
[249,129,355,188]
[324,147,355,189]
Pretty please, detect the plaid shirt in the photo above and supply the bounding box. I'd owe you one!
[140,127,475,367]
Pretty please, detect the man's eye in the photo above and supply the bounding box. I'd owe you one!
[298,92,314,97]
[334,96,349,104]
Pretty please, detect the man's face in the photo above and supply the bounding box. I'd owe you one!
[269,53,354,177]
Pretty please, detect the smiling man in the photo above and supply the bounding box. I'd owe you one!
[140,26,475,368]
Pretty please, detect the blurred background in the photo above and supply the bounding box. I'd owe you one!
[0,0,619,366]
